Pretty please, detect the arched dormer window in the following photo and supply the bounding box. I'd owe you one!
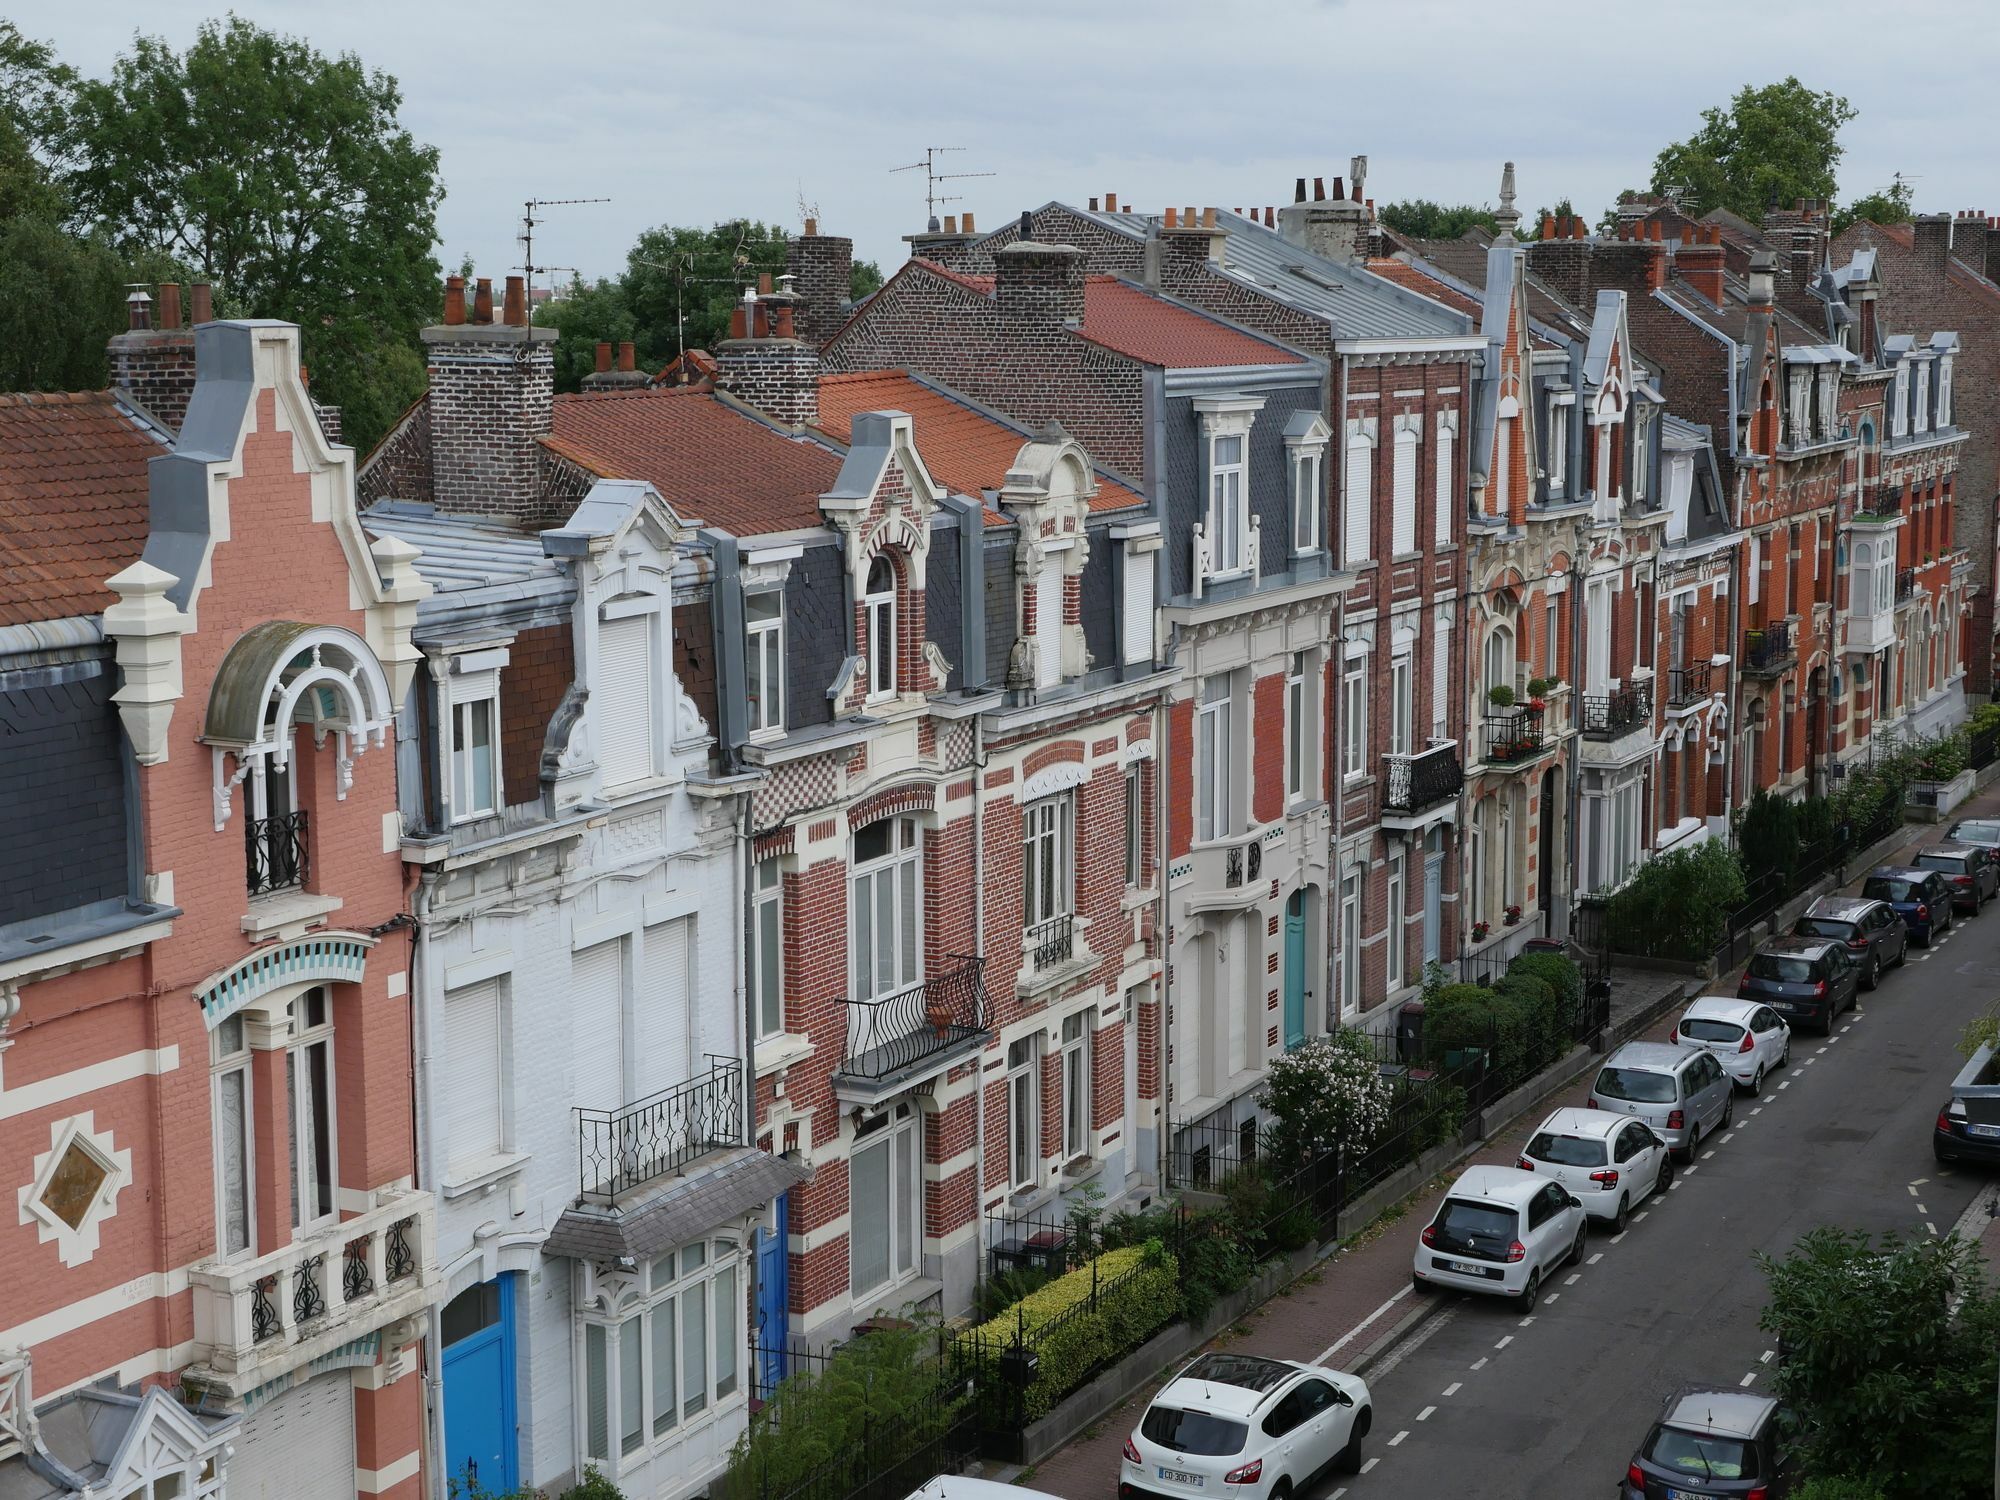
[865,554,898,701]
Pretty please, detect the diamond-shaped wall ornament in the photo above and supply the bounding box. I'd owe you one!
[18,1114,132,1266]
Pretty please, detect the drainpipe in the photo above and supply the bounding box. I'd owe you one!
[1157,621,1179,1189]
[971,708,989,1267]
[1567,545,1586,925]
[410,865,448,1500]
[1329,351,1350,1028]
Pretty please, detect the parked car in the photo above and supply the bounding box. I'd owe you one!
[1737,935,1859,1034]
[1411,1165,1586,1310]
[1791,894,1908,987]
[1674,996,1790,1094]
[1621,1388,1793,1498]
[1118,1352,1371,1500]
[1943,815,2000,854]
[1861,864,1956,945]
[1913,842,1999,914]
[1517,1106,1672,1232]
[1934,1041,2000,1166]
[1587,1041,1733,1157]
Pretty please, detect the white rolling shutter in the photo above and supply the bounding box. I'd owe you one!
[635,918,691,1098]
[1343,435,1372,565]
[596,614,655,788]
[443,980,503,1171]
[1036,551,1062,688]
[1122,547,1154,665]
[1434,415,1456,543]
[1431,615,1452,741]
[229,1373,355,1500]
[572,940,624,1110]
[1392,426,1418,555]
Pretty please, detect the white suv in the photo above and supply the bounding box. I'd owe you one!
[1118,1353,1371,1500]
[1411,1165,1586,1310]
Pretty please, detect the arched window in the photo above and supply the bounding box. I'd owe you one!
[865,555,897,701]
[1484,622,1516,701]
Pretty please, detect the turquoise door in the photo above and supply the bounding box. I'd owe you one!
[442,1276,517,1497]
[1283,890,1307,1049]
[754,1192,790,1397]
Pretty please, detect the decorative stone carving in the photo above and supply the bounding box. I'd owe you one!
[102,561,189,766]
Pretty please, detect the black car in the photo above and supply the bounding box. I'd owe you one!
[1737,936,1859,1034]
[1913,842,1999,914]
[1860,864,1956,946]
[1792,895,1908,989]
[1622,1387,1793,1498]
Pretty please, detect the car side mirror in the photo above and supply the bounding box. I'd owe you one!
[1567,1193,1584,1210]
[1333,1388,1353,1407]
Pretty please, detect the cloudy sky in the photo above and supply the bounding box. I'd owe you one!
[18,1,2000,286]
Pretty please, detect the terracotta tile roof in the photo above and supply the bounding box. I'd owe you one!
[817,371,1145,520]
[1366,258,1482,318]
[545,387,842,536]
[0,391,165,627]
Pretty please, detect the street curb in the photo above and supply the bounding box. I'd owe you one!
[1349,1296,1438,1378]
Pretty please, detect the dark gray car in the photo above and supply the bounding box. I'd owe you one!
[1914,842,1999,914]
[1792,895,1908,989]
[1737,935,1859,1034]
[1944,815,2000,854]
[1620,1388,1792,1498]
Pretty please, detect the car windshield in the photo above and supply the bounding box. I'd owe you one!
[1681,1018,1745,1044]
[1916,854,1967,874]
[1951,820,2000,843]
[1432,1198,1517,1252]
[1141,1406,1247,1456]
[1863,876,1916,902]
[1594,1067,1676,1103]
[1748,955,1815,984]
[1794,917,1856,940]
[1644,1425,1757,1481]
[1526,1132,1606,1166]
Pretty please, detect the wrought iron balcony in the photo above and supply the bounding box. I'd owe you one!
[1854,489,1901,522]
[1382,741,1463,817]
[1026,913,1074,973]
[838,957,988,1091]
[1482,708,1548,767]
[1666,662,1712,708]
[1223,834,1263,888]
[1581,682,1653,739]
[1742,621,1795,676]
[576,1058,744,1208]
[245,809,308,896]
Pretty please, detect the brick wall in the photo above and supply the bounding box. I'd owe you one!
[357,396,433,508]
[107,328,197,435]
[421,325,555,526]
[787,230,855,347]
[500,624,576,807]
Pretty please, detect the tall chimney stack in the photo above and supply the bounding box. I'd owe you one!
[716,279,819,429]
[422,269,558,526]
[108,282,197,434]
[787,219,856,344]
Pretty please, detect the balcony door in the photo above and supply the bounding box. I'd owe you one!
[1282,891,1307,1050]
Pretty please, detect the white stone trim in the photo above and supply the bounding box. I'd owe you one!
[0,1045,180,1122]
[1020,761,1090,803]
[18,1113,133,1267]
[356,1451,422,1494]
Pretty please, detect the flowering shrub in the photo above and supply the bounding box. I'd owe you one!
[1258,1029,1394,1169]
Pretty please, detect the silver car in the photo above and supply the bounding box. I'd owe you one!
[1586,1041,1733,1159]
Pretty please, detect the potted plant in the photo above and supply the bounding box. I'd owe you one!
[1472,919,1491,943]
[1503,904,1523,926]
[1525,677,1550,698]
[925,990,956,1037]
[1487,684,1517,710]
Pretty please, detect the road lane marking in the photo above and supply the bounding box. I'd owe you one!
[1588,1253,1604,1264]
[1633,1211,1649,1222]
[1313,1284,1412,1365]
[1740,1371,1758,1386]
[1361,1458,1379,1474]
[1517,1315,1535,1327]
[1332,1491,1346,1500]
[1565,1272,1581,1285]
[1804,1056,1817,1065]
[1443,1382,1462,1397]
[1761,1350,1775,1364]
[1684,1164,1699,1175]
[1495,1336,1514,1349]
[1669,1180,1682,1190]
[1909,1184,1921,1196]
[1417,1405,1437,1421]
[1928,1221,1940,1236]
[1751,1106,1764,1115]
[1911,1177,1930,1187]
[1610,1230,1627,1242]
[1470,1357,1488,1370]
[1544,1293,1559,1304]
[1816,1046,1829,1054]
[1779,1080,1791,1089]
[1388,1430,1409,1447]
[1918,1203,1929,1215]
[1702,1149,1716,1159]
[1830,1034,1842,1044]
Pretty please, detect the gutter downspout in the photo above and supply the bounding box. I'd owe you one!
[971,708,989,1265]
[411,865,448,1500]
[1157,621,1178,1189]
[1329,350,1349,1028]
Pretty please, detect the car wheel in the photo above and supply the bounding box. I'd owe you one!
[1895,938,1909,968]
[1748,1065,1764,1098]
[1721,1094,1734,1130]
[1268,1480,1291,1500]
[1519,1269,1541,1311]
[1609,1195,1628,1234]
[1336,1409,1371,1474]
[1655,1154,1676,1196]
[1678,1123,1699,1162]
[1572,1225,1588,1264]
[1863,953,1880,991]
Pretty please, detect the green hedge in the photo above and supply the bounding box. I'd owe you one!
[1604,838,1747,959]
[1506,951,1582,1012]
[960,1244,1180,1418]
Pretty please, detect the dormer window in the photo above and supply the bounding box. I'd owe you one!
[1546,398,1569,493]
[864,555,897,701]
[1815,369,1839,441]
[1938,356,1954,428]
[1914,362,1931,434]
[1631,410,1652,505]
[1786,369,1811,446]
[745,590,785,735]
[1291,446,1322,553]
[1892,363,1910,438]
[1209,433,1246,574]
[450,689,498,821]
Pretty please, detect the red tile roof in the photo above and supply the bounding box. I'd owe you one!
[546,388,842,535]
[1366,258,1481,317]
[817,371,1145,519]
[0,392,165,627]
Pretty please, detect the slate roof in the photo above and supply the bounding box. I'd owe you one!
[541,1146,812,1263]
[0,392,166,627]
[544,387,844,536]
[362,500,560,593]
[1846,219,2000,303]
[1205,209,1473,340]
[817,370,1146,516]
[1401,238,1589,341]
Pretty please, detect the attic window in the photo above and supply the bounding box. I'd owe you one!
[865,555,898,701]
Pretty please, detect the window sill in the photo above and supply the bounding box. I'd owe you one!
[754,1031,815,1078]
[852,1274,942,1324]
[1018,945,1097,1001]
[440,1151,531,1201]
[1060,1154,1102,1187]
[240,888,344,944]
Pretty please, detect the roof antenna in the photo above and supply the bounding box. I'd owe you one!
[890,145,995,224]
[516,195,610,303]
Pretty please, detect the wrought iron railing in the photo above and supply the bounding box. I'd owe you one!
[292,1254,327,1326]
[1666,661,1712,707]
[1743,621,1794,673]
[1483,708,1546,765]
[576,1057,744,1207]
[1026,913,1073,972]
[1897,567,1916,602]
[245,809,308,896]
[1223,835,1262,888]
[839,958,988,1086]
[1382,741,1463,815]
[1581,681,1653,738]
[342,1237,373,1301]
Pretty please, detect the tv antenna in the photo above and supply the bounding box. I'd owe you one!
[890,146,993,226]
[517,196,610,296]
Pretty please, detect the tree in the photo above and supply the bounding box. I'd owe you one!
[1759,1228,2000,1498]
[1257,1030,1393,1168]
[1648,78,1857,222]
[1378,200,1497,241]
[535,277,639,392]
[62,17,442,453]
[1834,176,1915,236]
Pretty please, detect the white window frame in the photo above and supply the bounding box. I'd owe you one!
[745,588,785,736]
[1342,650,1366,781]
[1034,546,1065,688]
[1343,418,1377,566]
[1470,800,1488,927]
[1060,1011,1091,1163]
[1484,622,1516,700]
[1386,848,1407,993]
[1391,416,1421,556]
[1339,869,1362,1014]
[1022,794,1074,929]
[1291,445,1323,554]
[1197,674,1234,841]
[286,988,338,1235]
[864,555,898,702]
[752,858,783,1040]
[1914,361,1931,434]
[1892,364,1910,438]
[1545,596,1560,679]
[1938,356,1954,428]
[1123,764,1143,888]
[1546,398,1569,492]
[1389,640,1414,758]
[1631,410,1652,503]
[1194,399,1263,580]
[1434,409,1458,544]
[849,1111,921,1299]
[1008,1037,1041,1191]
[447,670,501,823]
[1285,651,1311,805]
[1815,369,1840,442]
[851,817,922,1003]
[211,1016,256,1263]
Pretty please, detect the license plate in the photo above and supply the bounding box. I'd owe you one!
[1968,1123,2000,1139]
[1157,1469,1204,1487]
[1666,1489,1715,1500]
[1446,1259,1488,1276]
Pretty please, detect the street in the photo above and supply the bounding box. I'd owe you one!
[1318,904,1998,1497]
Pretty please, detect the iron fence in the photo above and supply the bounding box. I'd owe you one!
[1483,707,1547,765]
[1025,914,1073,973]
[1383,741,1464,815]
[1581,681,1653,738]
[1744,621,1795,673]
[575,1057,743,1206]
[245,809,308,896]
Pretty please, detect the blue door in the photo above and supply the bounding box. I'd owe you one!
[754,1193,790,1397]
[442,1276,517,1497]
[1283,891,1307,1050]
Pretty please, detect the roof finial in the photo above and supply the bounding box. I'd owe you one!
[1495,161,1521,240]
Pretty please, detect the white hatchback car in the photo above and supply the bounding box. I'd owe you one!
[1119,1353,1371,1500]
[1517,1106,1673,1233]
[1673,995,1790,1093]
[1411,1165,1587,1310]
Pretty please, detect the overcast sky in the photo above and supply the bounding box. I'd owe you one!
[18,1,2000,290]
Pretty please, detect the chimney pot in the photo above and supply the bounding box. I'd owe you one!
[962,210,976,233]
[472,277,494,324]
[157,283,183,330]
[1312,177,1325,201]
[1540,213,1556,240]
[190,283,213,325]
[502,274,527,326]
[594,341,612,373]
[773,304,795,339]
[730,307,747,339]
[1165,207,1179,228]
[803,217,818,236]
[944,214,959,233]
[1089,197,1099,212]
[1351,179,1363,203]
[125,287,152,331]
[1202,206,1216,229]
[757,272,773,295]
[1265,207,1275,227]
[1105,192,1118,213]
[617,341,636,372]
[299,364,309,389]
[1330,177,1344,200]
[443,275,466,325]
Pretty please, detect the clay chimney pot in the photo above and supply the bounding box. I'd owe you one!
[1106,192,1119,213]
[190,283,214,325]
[730,307,747,340]
[1313,177,1325,201]
[757,272,773,295]
[1541,214,1556,240]
[502,274,527,326]
[1202,206,1216,228]
[443,275,466,326]
[472,277,494,324]
[1330,177,1344,200]
[962,211,976,233]
[773,304,795,339]
[157,283,183,330]
[1089,197,1100,211]
[594,341,612,373]
[803,217,818,237]
[616,341,636,372]
[1165,207,1179,228]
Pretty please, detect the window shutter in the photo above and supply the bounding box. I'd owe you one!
[636,918,691,1097]
[1392,428,1418,555]
[1036,551,1062,688]
[1431,616,1451,740]
[597,615,655,787]
[443,980,503,1170]
[571,940,624,1110]
[1344,437,1372,565]
[1122,546,1154,664]
[1434,419,1455,543]
[1748,533,1761,605]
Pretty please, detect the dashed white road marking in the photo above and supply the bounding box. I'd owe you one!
[1740,1371,1759,1386]
[1760,1350,1775,1364]
[1313,1284,1412,1365]
[1684,1164,1700,1176]
[1442,1382,1462,1397]
[1564,1272,1581,1285]
[1779,1080,1792,1089]
[1361,1458,1380,1474]
[1830,1034,1842,1045]
[1331,1490,1347,1500]
[1517,1314,1535,1327]
[1544,1293,1560,1304]
[1388,1430,1409,1447]
[1909,1184,1922,1196]
[1668,1180,1682,1191]
[1911,1177,1931,1187]
[1633,1211,1649,1222]
[1470,1357,1488,1370]
[1918,1203,1929,1216]
[1417,1406,1436,1421]
[1751,1106,1765,1115]
[1702,1149,1716,1159]
[1804,1056,1818,1066]
[1587,1253,1604,1264]
[1495,1335,1514,1349]
[1927,1221,1940,1236]
[1609,1230,1627,1243]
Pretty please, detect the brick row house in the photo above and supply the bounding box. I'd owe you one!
[0,311,441,1500]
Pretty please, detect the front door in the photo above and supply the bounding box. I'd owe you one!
[1539,768,1560,917]
[442,1276,517,1497]
[754,1192,790,1397]
[1282,891,1307,1049]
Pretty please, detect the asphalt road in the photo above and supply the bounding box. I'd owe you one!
[1320,909,2000,1499]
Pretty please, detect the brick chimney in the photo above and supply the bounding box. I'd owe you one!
[1982,217,2000,287]
[581,338,652,392]
[1157,205,1228,284]
[786,218,855,346]
[421,268,557,526]
[904,210,981,274]
[1675,224,1727,306]
[1277,170,1369,265]
[108,281,200,434]
[1912,213,1953,271]
[716,281,819,429]
[992,225,1087,327]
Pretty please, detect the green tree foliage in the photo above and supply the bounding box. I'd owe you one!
[1759,1228,2000,1497]
[62,17,442,453]
[1602,839,1747,960]
[1378,200,1498,241]
[1833,176,1914,236]
[1648,78,1857,222]
[1738,787,1804,888]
